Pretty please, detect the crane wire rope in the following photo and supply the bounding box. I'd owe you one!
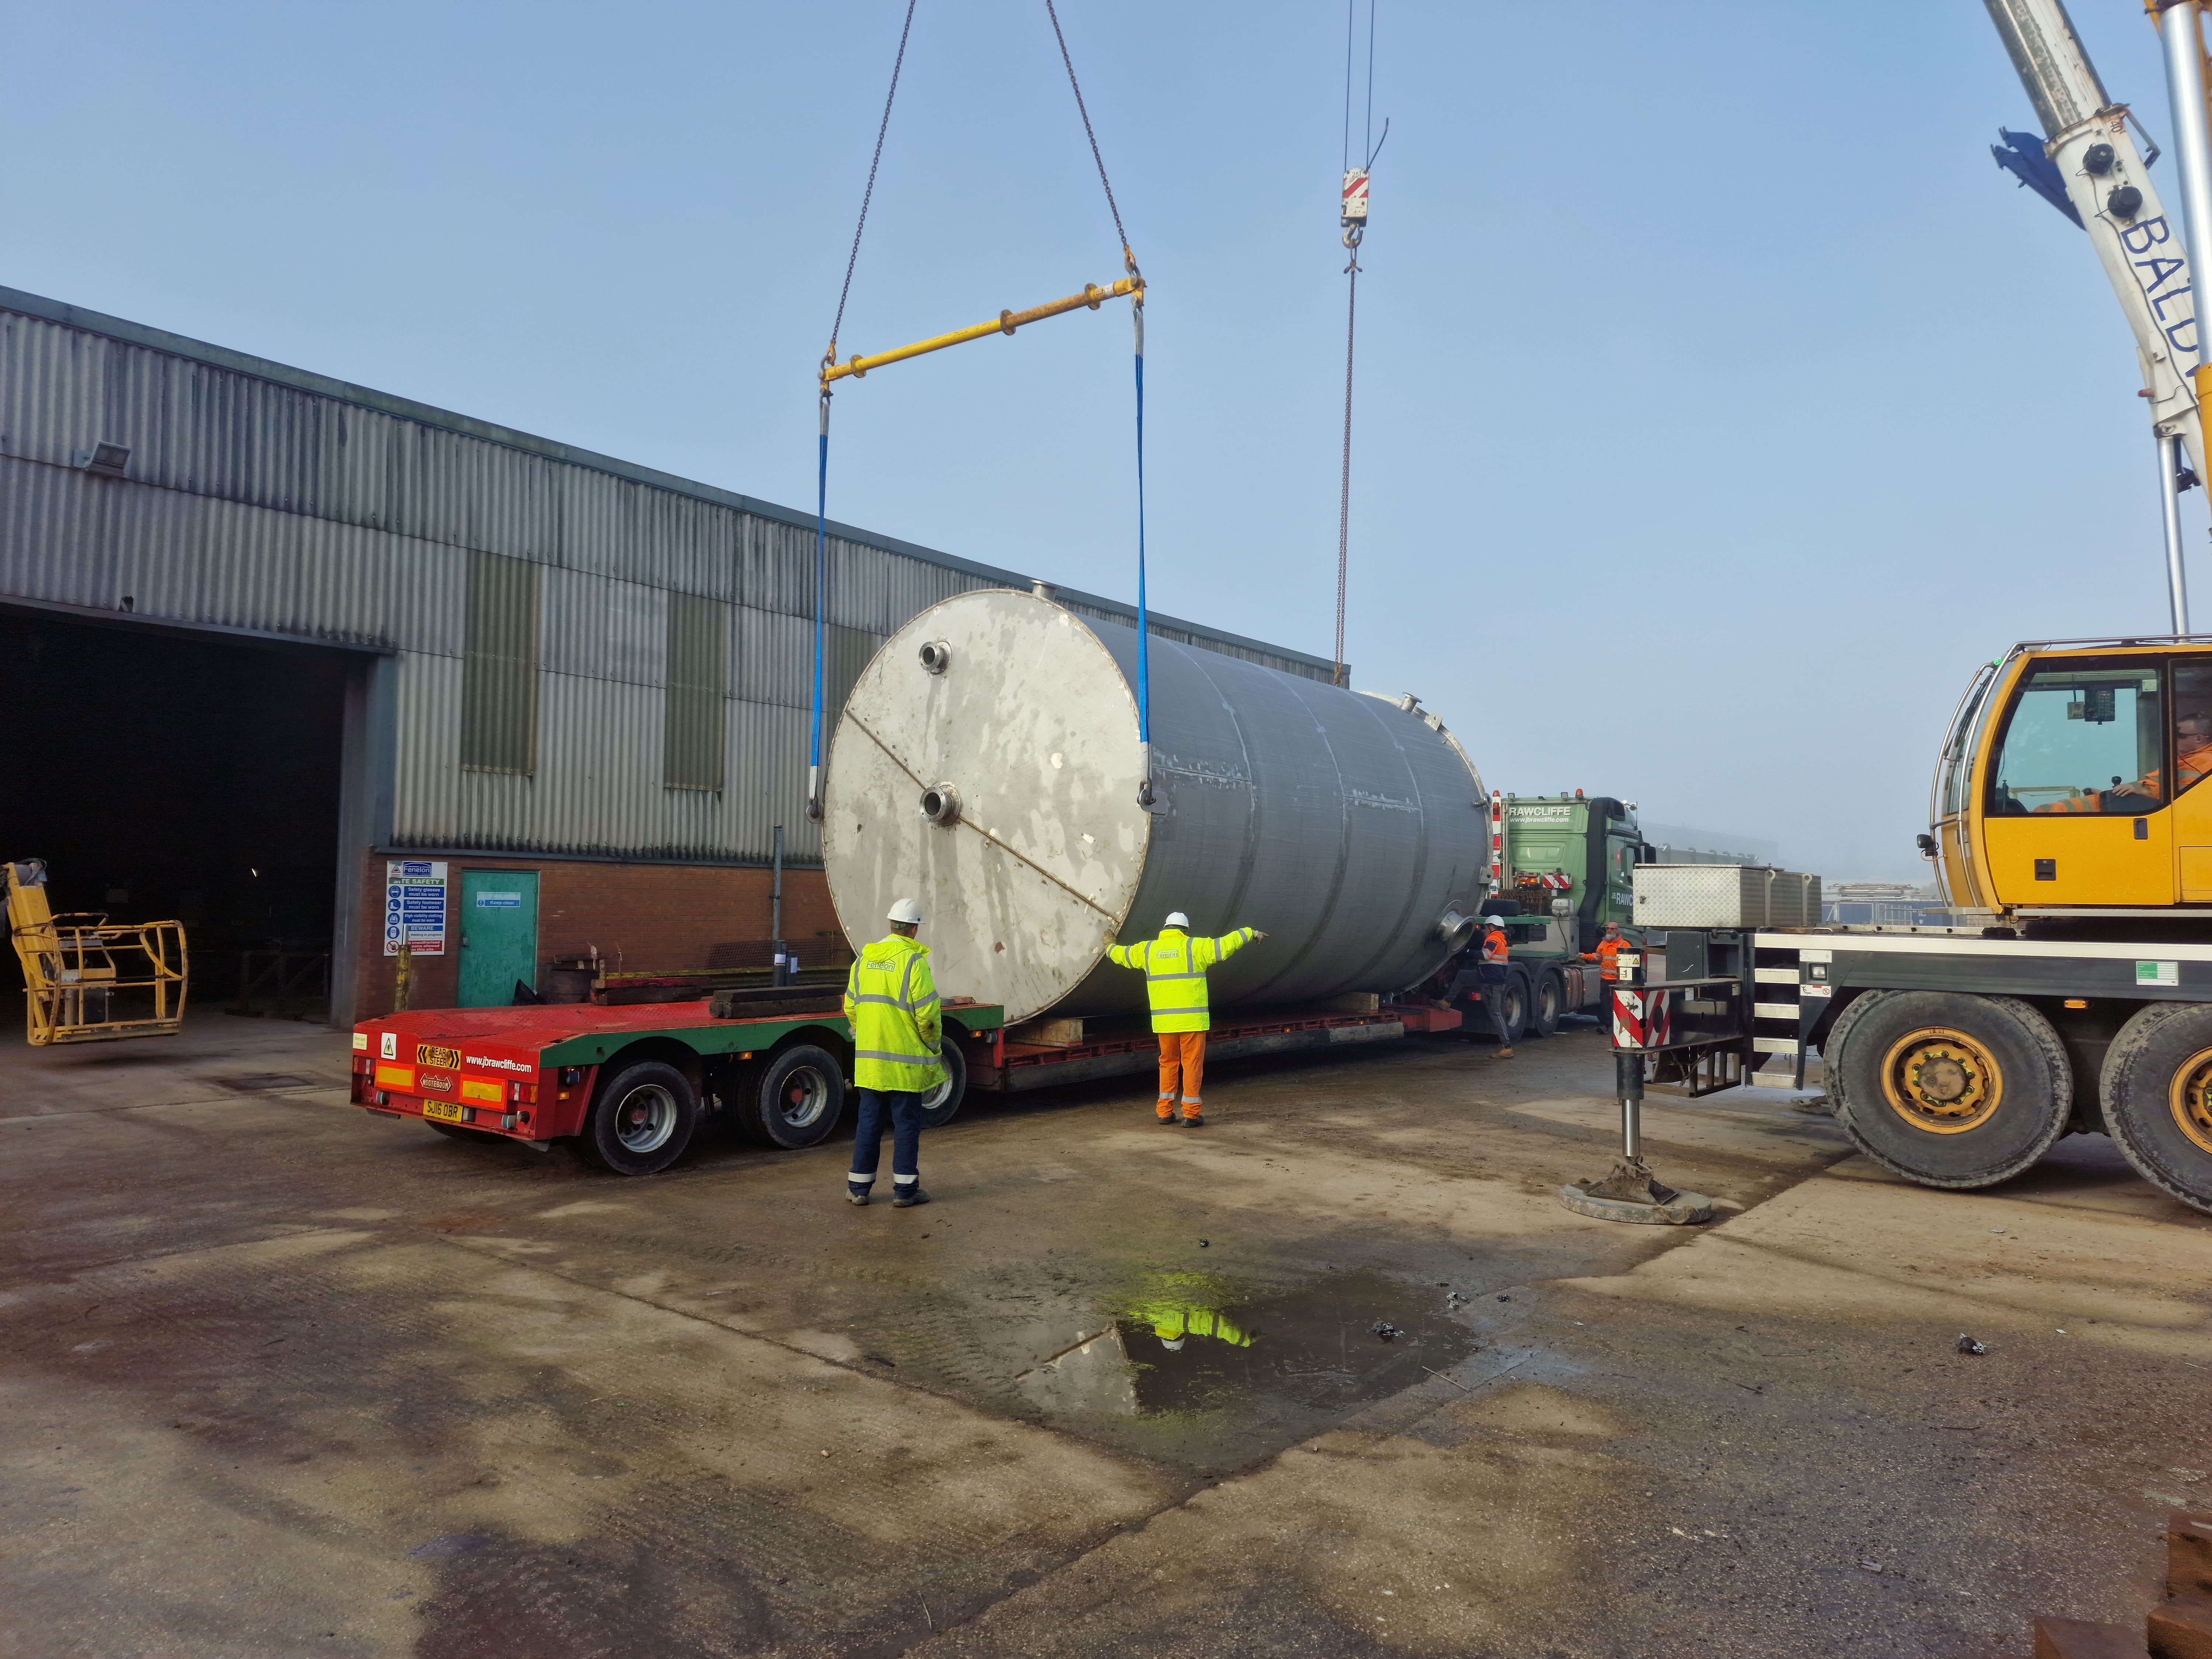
[1334,0,1384,689]
[807,1,1146,813]
[1042,0,1153,799]
[808,0,919,819]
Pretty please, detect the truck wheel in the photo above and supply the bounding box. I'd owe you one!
[736,1043,846,1150]
[2098,1003,2212,1216]
[1491,978,1528,1044]
[1828,990,2070,1188]
[915,1039,968,1130]
[1527,971,1563,1039]
[581,1060,698,1175]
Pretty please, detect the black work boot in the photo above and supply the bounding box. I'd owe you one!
[892,1183,931,1208]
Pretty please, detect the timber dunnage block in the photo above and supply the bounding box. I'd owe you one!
[2149,1599,2212,1659]
[2033,1617,2146,1659]
[2170,1513,2212,1602]
[1007,1016,1084,1048]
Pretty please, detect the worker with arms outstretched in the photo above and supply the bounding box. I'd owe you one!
[1580,921,1632,988]
[1106,911,1265,1125]
[843,896,941,1208]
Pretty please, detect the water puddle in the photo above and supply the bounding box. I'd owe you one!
[1017,1267,1477,1468]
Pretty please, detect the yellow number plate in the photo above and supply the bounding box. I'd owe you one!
[417,1044,462,1070]
[421,1099,466,1124]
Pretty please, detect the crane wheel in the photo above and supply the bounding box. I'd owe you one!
[2098,1003,2212,1217]
[1827,990,2070,1188]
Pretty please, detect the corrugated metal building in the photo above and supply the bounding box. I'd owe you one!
[0,285,1338,1023]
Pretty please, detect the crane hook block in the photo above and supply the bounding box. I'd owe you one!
[1341,168,1370,228]
[821,275,1145,385]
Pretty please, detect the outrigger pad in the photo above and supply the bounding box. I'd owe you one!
[1559,1158,1714,1226]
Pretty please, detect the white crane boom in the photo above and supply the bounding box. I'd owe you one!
[1987,0,2200,625]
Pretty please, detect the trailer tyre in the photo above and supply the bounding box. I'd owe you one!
[1828,990,2070,1188]
[2098,1002,2212,1217]
[581,1060,698,1175]
[1527,970,1563,1039]
[915,1038,968,1130]
[735,1044,846,1150]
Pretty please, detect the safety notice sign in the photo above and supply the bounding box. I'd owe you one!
[385,860,448,956]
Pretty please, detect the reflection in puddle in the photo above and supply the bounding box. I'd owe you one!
[1017,1267,1477,1462]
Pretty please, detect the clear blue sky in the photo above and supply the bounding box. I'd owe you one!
[0,1,2193,880]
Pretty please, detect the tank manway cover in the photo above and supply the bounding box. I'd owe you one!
[822,589,1489,1026]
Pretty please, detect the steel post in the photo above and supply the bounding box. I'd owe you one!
[2165,433,2195,634]
[1616,1048,1644,1161]
[771,824,786,987]
[2160,4,2212,384]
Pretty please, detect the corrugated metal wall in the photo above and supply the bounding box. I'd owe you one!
[0,289,1339,865]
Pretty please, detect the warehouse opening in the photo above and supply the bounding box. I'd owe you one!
[0,609,355,1026]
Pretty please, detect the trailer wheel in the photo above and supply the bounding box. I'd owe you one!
[735,1044,846,1150]
[1828,990,2070,1188]
[2098,1003,2212,1216]
[1527,970,1563,1039]
[915,1039,968,1130]
[1493,977,1528,1044]
[580,1060,698,1175]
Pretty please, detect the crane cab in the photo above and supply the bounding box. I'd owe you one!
[1931,640,2212,915]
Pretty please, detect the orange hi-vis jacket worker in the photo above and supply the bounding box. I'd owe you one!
[2036,712,2212,814]
[1581,923,1629,982]
[1478,916,1515,1060]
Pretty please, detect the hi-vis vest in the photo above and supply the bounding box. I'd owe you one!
[1106,926,1256,1033]
[843,935,943,1092]
[1142,1304,1255,1347]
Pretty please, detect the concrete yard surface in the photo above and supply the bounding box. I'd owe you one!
[3,1013,2208,1658]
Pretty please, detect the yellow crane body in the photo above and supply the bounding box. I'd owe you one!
[1932,639,2212,914]
[6,860,188,1045]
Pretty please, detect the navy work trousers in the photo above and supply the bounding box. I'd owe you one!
[850,1087,924,1183]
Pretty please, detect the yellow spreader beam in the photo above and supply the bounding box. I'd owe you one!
[822,275,1143,386]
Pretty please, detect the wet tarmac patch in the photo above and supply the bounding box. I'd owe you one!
[1020,1267,1478,1469]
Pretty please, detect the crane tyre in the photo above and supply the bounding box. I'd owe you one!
[1527,970,1564,1039]
[1828,990,2070,1188]
[915,1038,968,1130]
[2098,1002,2212,1217]
[580,1060,698,1175]
[735,1043,846,1150]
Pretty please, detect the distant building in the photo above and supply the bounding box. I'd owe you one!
[1822,882,1944,926]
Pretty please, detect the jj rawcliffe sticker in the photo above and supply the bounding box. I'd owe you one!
[2137,960,2180,987]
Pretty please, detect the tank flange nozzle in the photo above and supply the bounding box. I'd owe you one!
[919,783,962,827]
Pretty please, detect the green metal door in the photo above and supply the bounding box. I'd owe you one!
[459,870,539,1008]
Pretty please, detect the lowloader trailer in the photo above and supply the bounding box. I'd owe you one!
[349,989,1451,1175]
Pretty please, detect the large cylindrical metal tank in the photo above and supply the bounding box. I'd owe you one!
[821,589,1488,1025]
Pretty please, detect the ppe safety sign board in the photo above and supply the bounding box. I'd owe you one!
[385,860,448,956]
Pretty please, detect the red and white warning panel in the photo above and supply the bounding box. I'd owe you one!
[1610,986,1675,1051]
[1341,167,1370,227]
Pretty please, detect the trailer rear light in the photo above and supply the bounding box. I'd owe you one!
[501,1113,517,1130]
[558,1067,584,1087]
[508,1081,538,1103]
[373,1090,391,1106]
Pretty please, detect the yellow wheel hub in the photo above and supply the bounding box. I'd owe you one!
[2167,1048,2212,1158]
[1879,1027,2001,1134]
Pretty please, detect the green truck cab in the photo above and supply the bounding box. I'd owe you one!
[1422,794,1649,1041]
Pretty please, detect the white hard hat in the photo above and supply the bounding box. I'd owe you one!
[886,897,924,925]
[1160,1337,1185,1351]
[1483,915,1506,927]
[1165,911,1190,928]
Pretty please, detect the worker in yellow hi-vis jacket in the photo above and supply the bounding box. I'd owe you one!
[843,897,942,1208]
[1105,912,1265,1126]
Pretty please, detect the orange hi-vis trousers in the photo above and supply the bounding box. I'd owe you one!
[1157,1032,1207,1119]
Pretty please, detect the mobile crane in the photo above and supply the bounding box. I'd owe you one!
[1604,4,2212,1220]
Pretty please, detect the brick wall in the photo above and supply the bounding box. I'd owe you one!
[351,854,842,1018]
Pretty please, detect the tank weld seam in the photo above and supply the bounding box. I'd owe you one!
[842,712,1119,921]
